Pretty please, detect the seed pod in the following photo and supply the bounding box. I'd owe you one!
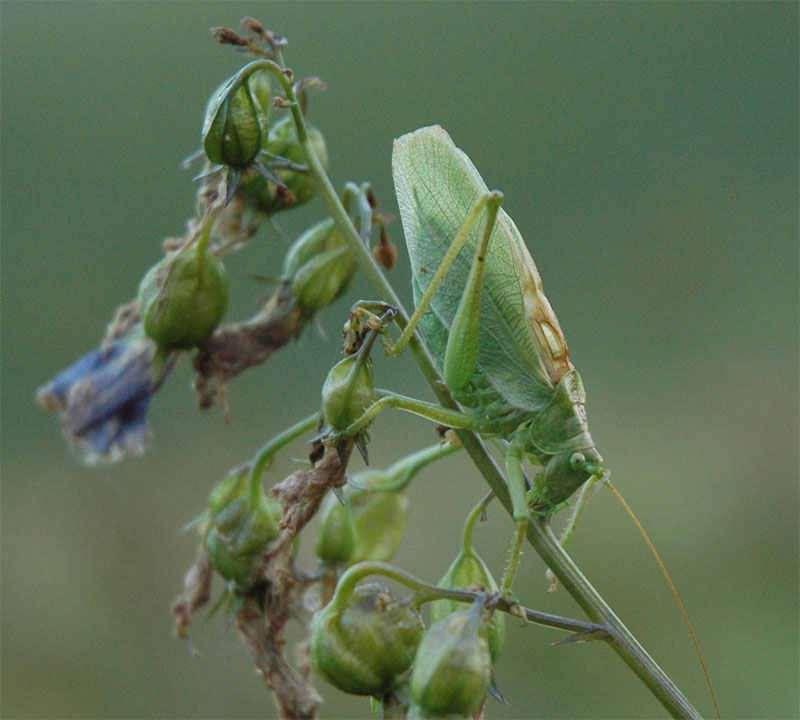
[283,219,356,314]
[291,246,356,313]
[348,489,408,564]
[429,549,505,662]
[203,468,281,586]
[315,490,357,566]
[410,600,492,717]
[282,219,336,278]
[237,115,328,213]
[321,354,375,432]
[138,243,228,351]
[202,64,271,168]
[310,583,424,696]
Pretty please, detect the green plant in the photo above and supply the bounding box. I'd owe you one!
[37,18,719,720]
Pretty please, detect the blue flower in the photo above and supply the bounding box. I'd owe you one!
[37,332,172,464]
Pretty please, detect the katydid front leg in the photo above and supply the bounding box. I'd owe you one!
[502,432,534,598]
[387,189,504,393]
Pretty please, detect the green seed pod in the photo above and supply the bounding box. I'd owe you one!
[237,115,328,213]
[202,64,271,168]
[310,583,425,696]
[203,468,281,586]
[315,490,357,566]
[138,243,228,351]
[321,354,375,432]
[291,246,355,313]
[246,68,272,121]
[429,550,505,662]
[410,601,492,717]
[282,219,336,278]
[282,218,356,314]
[348,489,408,565]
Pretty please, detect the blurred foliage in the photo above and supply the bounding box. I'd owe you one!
[1,2,797,718]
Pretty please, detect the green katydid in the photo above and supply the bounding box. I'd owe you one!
[333,125,603,595]
[329,126,720,715]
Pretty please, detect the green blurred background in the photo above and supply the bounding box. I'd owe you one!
[2,2,797,718]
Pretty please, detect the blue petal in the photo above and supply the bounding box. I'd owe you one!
[78,395,152,464]
[62,338,156,437]
[39,346,114,407]
[38,334,173,464]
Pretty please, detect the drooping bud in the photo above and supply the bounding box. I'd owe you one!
[203,467,281,587]
[410,599,492,717]
[315,490,357,566]
[202,64,271,169]
[321,354,375,432]
[138,242,228,351]
[429,550,505,662]
[283,219,356,314]
[310,583,424,696]
[348,489,408,564]
[237,115,328,213]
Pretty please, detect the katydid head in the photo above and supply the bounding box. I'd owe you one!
[534,446,604,511]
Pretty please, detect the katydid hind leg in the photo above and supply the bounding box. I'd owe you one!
[442,191,503,391]
[388,191,499,364]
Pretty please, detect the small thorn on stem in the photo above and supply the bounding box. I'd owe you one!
[509,602,528,626]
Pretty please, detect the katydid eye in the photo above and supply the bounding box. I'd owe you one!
[569,452,585,471]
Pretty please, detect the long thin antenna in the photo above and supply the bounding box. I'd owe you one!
[604,479,722,719]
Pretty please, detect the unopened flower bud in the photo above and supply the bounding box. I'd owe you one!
[321,354,375,432]
[310,583,424,696]
[203,468,281,586]
[202,64,271,168]
[410,600,492,717]
[348,489,408,565]
[138,243,228,351]
[315,490,357,566]
[429,550,505,662]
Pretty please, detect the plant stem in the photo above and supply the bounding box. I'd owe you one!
[331,561,606,636]
[528,518,701,718]
[461,492,493,554]
[247,412,319,509]
[278,72,703,720]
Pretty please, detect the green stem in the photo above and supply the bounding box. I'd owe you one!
[527,518,701,719]
[329,561,605,636]
[461,492,493,554]
[246,412,319,509]
[348,441,460,493]
[277,67,703,720]
[194,214,214,258]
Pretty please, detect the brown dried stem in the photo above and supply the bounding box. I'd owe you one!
[193,282,307,410]
[236,440,354,719]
